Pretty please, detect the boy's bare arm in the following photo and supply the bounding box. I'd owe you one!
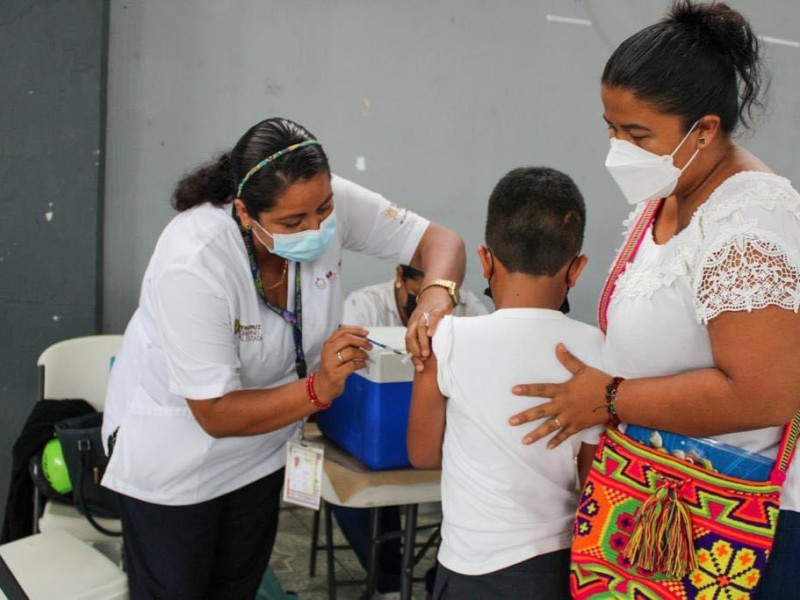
[576,442,598,488]
[407,352,446,468]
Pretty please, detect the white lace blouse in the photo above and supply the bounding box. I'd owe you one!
[604,171,800,510]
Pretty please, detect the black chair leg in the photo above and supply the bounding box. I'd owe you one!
[309,504,320,577]
[361,507,380,599]
[324,501,337,600]
[401,504,419,600]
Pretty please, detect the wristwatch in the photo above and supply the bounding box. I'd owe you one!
[418,279,460,307]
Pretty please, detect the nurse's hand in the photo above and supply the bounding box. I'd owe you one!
[405,287,454,372]
[509,343,611,448]
[313,325,371,404]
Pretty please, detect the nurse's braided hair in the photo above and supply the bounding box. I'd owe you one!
[172,117,330,213]
[602,1,767,134]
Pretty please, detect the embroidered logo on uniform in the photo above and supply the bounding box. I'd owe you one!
[315,263,342,289]
[238,323,262,342]
[384,203,408,224]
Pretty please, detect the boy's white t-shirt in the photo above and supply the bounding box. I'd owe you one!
[433,309,605,575]
[101,175,429,505]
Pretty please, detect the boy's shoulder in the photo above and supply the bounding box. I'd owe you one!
[446,309,602,334]
[560,314,604,338]
[441,310,604,359]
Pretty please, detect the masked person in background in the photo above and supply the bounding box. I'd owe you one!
[100,117,466,599]
[344,264,487,328]
[508,2,800,595]
[337,266,487,598]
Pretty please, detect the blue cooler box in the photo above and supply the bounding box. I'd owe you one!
[316,327,413,470]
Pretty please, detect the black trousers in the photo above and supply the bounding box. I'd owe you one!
[433,548,571,600]
[117,469,284,600]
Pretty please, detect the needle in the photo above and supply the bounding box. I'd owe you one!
[366,337,407,356]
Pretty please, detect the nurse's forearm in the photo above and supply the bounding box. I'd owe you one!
[409,222,466,284]
[186,378,329,438]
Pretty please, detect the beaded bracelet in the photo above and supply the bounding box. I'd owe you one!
[306,372,331,410]
[605,376,625,426]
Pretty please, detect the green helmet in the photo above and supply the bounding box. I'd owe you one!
[41,438,72,495]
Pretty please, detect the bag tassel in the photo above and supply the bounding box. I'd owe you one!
[622,477,696,578]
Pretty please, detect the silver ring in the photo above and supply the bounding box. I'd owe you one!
[336,350,344,364]
[554,416,562,428]
[422,311,431,327]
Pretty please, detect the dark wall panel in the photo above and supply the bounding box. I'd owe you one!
[0,0,107,527]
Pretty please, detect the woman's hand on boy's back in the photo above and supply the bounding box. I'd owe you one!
[509,343,611,449]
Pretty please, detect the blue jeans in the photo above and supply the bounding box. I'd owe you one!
[330,505,402,593]
[756,509,800,598]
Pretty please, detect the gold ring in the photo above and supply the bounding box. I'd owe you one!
[336,351,344,364]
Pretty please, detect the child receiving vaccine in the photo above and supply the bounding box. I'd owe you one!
[407,166,604,599]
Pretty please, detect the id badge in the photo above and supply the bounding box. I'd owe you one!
[283,439,324,510]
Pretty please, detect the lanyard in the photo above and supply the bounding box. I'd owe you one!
[237,215,307,379]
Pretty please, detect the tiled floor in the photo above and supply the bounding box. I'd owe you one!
[270,502,440,599]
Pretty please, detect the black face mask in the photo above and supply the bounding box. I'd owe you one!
[559,293,570,314]
[483,249,495,302]
[402,293,418,321]
[560,256,579,314]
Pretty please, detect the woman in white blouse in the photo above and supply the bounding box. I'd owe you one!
[101,117,465,598]
[509,2,800,595]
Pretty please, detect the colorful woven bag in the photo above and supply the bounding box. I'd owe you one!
[573,198,800,598]
[570,423,798,599]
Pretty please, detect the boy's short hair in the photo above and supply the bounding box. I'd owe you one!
[485,166,585,276]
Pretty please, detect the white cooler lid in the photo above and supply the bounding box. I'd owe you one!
[360,326,415,383]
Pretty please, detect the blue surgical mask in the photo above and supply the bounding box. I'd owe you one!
[252,212,337,262]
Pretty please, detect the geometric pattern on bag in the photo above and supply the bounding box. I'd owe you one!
[570,427,780,600]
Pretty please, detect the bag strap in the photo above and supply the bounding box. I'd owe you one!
[76,440,123,537]
[771,413,800,485]
[597,199,663,333]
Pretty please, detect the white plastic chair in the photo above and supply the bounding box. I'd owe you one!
[0,530,128,599]
[34,335,124,545]
[37,335,124,411]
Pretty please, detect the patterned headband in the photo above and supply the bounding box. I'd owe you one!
[235,139,322,200]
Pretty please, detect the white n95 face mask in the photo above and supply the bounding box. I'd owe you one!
[604,122,699,205]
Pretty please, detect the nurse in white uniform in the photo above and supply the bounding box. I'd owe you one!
[101,117,466,599]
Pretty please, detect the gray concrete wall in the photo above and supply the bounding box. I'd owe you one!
[0,0,108,528]
[102,0,800,334]
[2,0,798,535]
